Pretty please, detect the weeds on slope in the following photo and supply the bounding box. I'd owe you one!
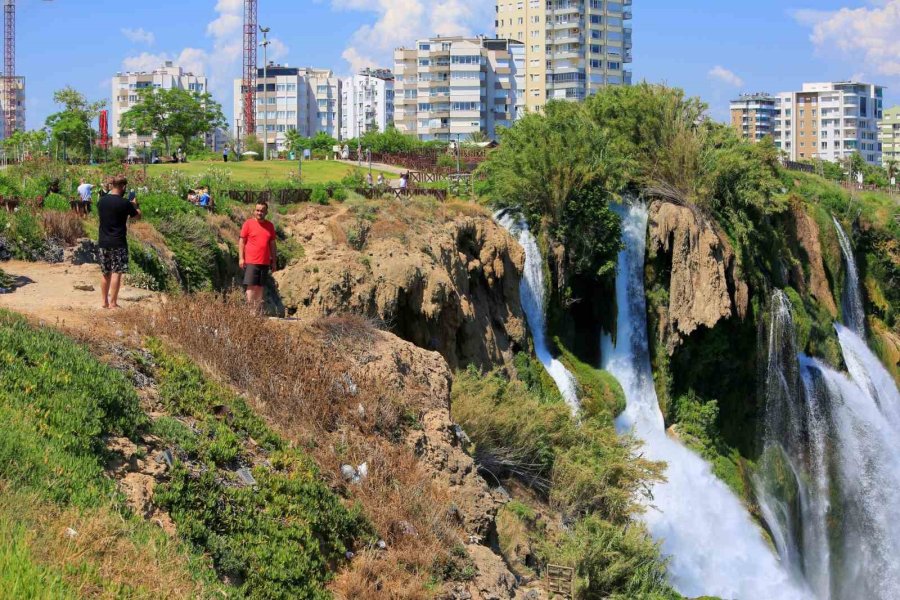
[125,294,476,598]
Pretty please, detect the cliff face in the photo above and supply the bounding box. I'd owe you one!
[788,205,838,318]
[647,201,749,353]
[275,204,527,370]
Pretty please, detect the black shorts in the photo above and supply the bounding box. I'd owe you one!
[243,264,270,287]
[99,247,129,275]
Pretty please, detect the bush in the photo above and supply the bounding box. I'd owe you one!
[149,344,366,598]
[43,193,70,211]
[156,213,235,291]
[0,208,47,260]
[331,186,348,202]
[310,184,329,205]
[41,211,84,245]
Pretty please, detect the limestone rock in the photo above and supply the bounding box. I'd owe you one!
[790,205,838,317]
[274,205,527,370]
[465,544,519,600]
[648,201,748,352]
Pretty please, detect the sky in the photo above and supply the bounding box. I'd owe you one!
[16,0,900,129]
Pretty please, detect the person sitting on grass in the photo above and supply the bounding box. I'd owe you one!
[97,175,141,309]
[198,188,213,210]
[187,189,198,204]
[239,202,277,312]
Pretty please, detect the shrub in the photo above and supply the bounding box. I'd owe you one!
[41,211,84,245]
[43,193,70,211]
[0,208,47,260]
[155,213,236,291]
[310,184,329,205]
[331,186,349,202]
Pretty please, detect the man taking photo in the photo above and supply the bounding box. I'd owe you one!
[239,202,277,311]
[97,175,141,309]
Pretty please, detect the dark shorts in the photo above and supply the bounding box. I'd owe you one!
[99,247,129,275]
[243,264,270,287]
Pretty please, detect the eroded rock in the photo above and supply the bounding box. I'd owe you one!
[790,205,838,317]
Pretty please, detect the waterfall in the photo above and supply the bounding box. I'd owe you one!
[758,291,900,600]
[601,203,811,599]
[496,212,580,410]
[832,217,866,336]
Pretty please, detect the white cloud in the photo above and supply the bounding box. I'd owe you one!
[708,65,744,87]
[121,27,155,45]
[122,49,208,77]
[794,1,900,78]
[329,0,493,73]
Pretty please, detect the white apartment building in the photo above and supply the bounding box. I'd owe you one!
[232,65,341,154]
[341,69,395,140]
[774,81,884,166]
[111,61,208,150]
[496,0,633,113]
[393,36,524,142]
[0,76,25,139]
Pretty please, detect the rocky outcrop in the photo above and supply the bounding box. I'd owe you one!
[648,201,749,352]
[789,206,838,317]
[275,205,527,370]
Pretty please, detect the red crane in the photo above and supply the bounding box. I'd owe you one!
[242,0,257,145]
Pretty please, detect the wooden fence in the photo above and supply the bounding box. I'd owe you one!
[225,187,448,205]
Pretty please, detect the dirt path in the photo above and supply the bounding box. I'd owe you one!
[0,260,161,330]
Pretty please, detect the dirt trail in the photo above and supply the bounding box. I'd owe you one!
[0,260,161,330]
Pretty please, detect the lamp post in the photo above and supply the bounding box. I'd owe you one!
[142,141,148,178]
[259,26,271,161]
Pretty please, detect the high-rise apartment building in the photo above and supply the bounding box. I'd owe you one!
[774,81,884,166]
[730,93,777,142]
[393,36,523,142]
[340,69,395,140]
[495,0,632,113]
[0,76,25,139]
[111,61,208,150]
[879,106,900,166]
[232,65,341,153]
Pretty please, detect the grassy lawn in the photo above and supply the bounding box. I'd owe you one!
[146,159,393,185]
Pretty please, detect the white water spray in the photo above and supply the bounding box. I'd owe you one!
[832,217,866,336]
[496,212,580,410]
[601,203,810,599]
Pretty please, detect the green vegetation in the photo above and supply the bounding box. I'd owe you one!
[119,87,227,156]
[147,159,393,186]
[148,342,367,598]
[452,365,675,598]
[556,341,626,424]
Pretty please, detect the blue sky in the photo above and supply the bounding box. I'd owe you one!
[17,0,899,129]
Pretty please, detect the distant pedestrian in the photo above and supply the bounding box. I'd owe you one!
[76,178,93,216]
[366,173,374,187]
[239,202,277,311]
[399,172,408,195]
[97,175,141,309]
[223,145,230,163]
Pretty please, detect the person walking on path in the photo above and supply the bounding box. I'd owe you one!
[239,202,277,311]
[97,175,140,309]
[76,179,93,216]
[223,144,230,163]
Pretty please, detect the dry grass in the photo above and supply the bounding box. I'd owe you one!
[0,483,211,599]
[121,295,467,598]
[41,211,85,245]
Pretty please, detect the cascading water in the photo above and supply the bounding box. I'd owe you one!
[832,217,865,336]
[496,212,580,410]
[601,202,811,599]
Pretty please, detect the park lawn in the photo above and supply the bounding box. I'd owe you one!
[146,159,393,185]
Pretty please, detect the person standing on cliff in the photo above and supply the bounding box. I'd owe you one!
[239,202,277,312]
[97,175,141,309]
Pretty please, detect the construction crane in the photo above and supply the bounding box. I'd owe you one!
[3,0,54,137]
[242,0,257,147]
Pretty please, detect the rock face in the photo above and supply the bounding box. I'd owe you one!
[648,201,749,352]
[275,205,527,370]
[789,206,838,317]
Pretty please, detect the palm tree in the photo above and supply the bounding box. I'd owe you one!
[885,158,897,184]
[466,130,491,145]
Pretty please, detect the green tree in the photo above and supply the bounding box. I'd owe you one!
[1,129,47,161]
[285,130,337,153]
[44,87,106,160]
[118,88,226,155]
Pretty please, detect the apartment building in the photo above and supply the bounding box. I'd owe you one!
[879,106,900,166]
[774,81,884,166]
[730,93,777,142]
[232,65,341,154]
[0,76,25,139]
[495,0,632,113]
[111,61,208,150]
[340,69,395,140]
[393,36,524,142]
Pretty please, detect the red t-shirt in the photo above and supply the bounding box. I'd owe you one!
[240,218,276,266]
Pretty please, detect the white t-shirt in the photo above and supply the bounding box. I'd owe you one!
[77,183,93,202]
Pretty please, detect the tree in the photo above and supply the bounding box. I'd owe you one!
[0,129,47,161]
[466,130,490,145]
[44,86,106,160]
[118,88,226,155]
[285,130,337,153]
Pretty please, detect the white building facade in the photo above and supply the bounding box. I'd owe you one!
[393,37,524,142]
[232,65,341,154]
[774,81,884,166]
[340,69,395,140]
[111,61,209,150]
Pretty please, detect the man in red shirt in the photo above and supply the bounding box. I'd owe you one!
[239,202,277,310]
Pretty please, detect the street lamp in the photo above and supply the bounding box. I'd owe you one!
[259,26,271,161]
